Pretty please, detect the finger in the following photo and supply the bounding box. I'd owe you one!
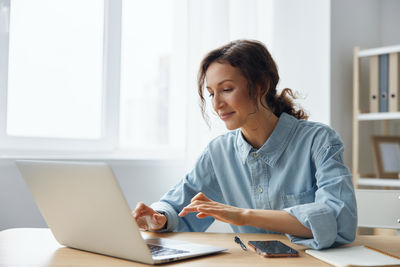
[154,213,164,223]
[196,207,221,217]
[197,206,224,214]
[179,199,225,217]
[196,212,213,219]
[150,214,167,230]
[135,201,146,209]
[136,216,150,230]
[195,211,231,224]
[178,200,203,217]
[179,202,216,217]
[134,202,150,212]
[132,202,155,219]
[178,207,198,217]
[132,202,147,217]
[145,214,167,231]
[136,215,159,230]
[197,211,232,224]
[144,215,157,230]
[191,192,211,202]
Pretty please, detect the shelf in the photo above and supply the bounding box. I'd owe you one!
[357,112,400,121]
[353,44,400,192]
[358,177,400,187]
[358,44,400,57]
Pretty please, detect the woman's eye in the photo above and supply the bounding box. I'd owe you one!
[223,88,233,92]
[208,93,214,98]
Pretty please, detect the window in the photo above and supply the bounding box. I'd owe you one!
[6,0,104,140]
[0,0,185,155]
[0,0,267,157]
[0,0,121,152]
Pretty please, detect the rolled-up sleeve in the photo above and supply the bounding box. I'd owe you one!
[284,142,357,249]
[150,147,223,232]
[150,200,180,232]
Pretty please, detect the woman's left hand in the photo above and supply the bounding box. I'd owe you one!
[178,192,247,226]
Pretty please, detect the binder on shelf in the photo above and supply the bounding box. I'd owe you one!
[369,55,379,113]
[379,54,389,112]
[389,52,400,112]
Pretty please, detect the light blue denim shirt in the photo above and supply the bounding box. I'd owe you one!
[151,112,357,249]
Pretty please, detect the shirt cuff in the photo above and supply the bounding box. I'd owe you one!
[150,201,178,232]
[283,202,337,249]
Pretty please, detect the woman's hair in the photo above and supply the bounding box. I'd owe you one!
[197,39,308,123]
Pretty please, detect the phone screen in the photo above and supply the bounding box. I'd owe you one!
[248,240,299,258]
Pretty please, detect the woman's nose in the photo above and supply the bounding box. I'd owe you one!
[212,94,224,109]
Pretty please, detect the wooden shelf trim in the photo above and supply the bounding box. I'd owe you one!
[357,112,400,121]
[358,44,400,57]
[357,177,400,187]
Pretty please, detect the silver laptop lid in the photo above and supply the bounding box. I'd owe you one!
[17,160,154,264]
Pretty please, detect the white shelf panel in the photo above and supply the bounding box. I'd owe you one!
[358,177,400,187]
[358,112,400,121]
[358,44,400,57]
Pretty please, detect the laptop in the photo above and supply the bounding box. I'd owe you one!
[16,160,226,264]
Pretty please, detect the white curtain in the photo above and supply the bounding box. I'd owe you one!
[0,3,9,33]
[184,0,273,170]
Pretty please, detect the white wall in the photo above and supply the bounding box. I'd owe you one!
[270,0,331,125]
[330,0,381,168]
[381,0,400,46]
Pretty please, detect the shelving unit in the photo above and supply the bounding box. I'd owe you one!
[352,45,400,188]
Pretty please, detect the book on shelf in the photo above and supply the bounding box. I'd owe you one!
[369,55,379,113]
[379,54,389,112]
[389,52,400,112]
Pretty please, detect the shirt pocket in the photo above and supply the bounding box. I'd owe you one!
[281,185,317,208]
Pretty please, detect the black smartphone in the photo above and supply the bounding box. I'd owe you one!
[247,240,299,258]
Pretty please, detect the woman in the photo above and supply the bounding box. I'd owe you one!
[133,39,357,250]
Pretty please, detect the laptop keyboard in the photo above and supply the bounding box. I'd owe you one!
[147,244,189,257]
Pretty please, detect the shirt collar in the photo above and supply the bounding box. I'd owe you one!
[236,130,253,164]
[236,112,299,166]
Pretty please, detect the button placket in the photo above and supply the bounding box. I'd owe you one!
[249,153,269,209]
[258,161,271,210]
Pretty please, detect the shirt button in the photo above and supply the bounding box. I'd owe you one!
[257,186,263,193]
[253,152,258,158]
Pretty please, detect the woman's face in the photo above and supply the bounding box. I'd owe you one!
[205,62,258,130]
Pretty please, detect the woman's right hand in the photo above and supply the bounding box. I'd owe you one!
[132,202,167,231]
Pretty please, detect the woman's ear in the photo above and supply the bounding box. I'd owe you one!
[257,80,271,110]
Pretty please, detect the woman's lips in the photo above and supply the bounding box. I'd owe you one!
[219,112,235,120]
